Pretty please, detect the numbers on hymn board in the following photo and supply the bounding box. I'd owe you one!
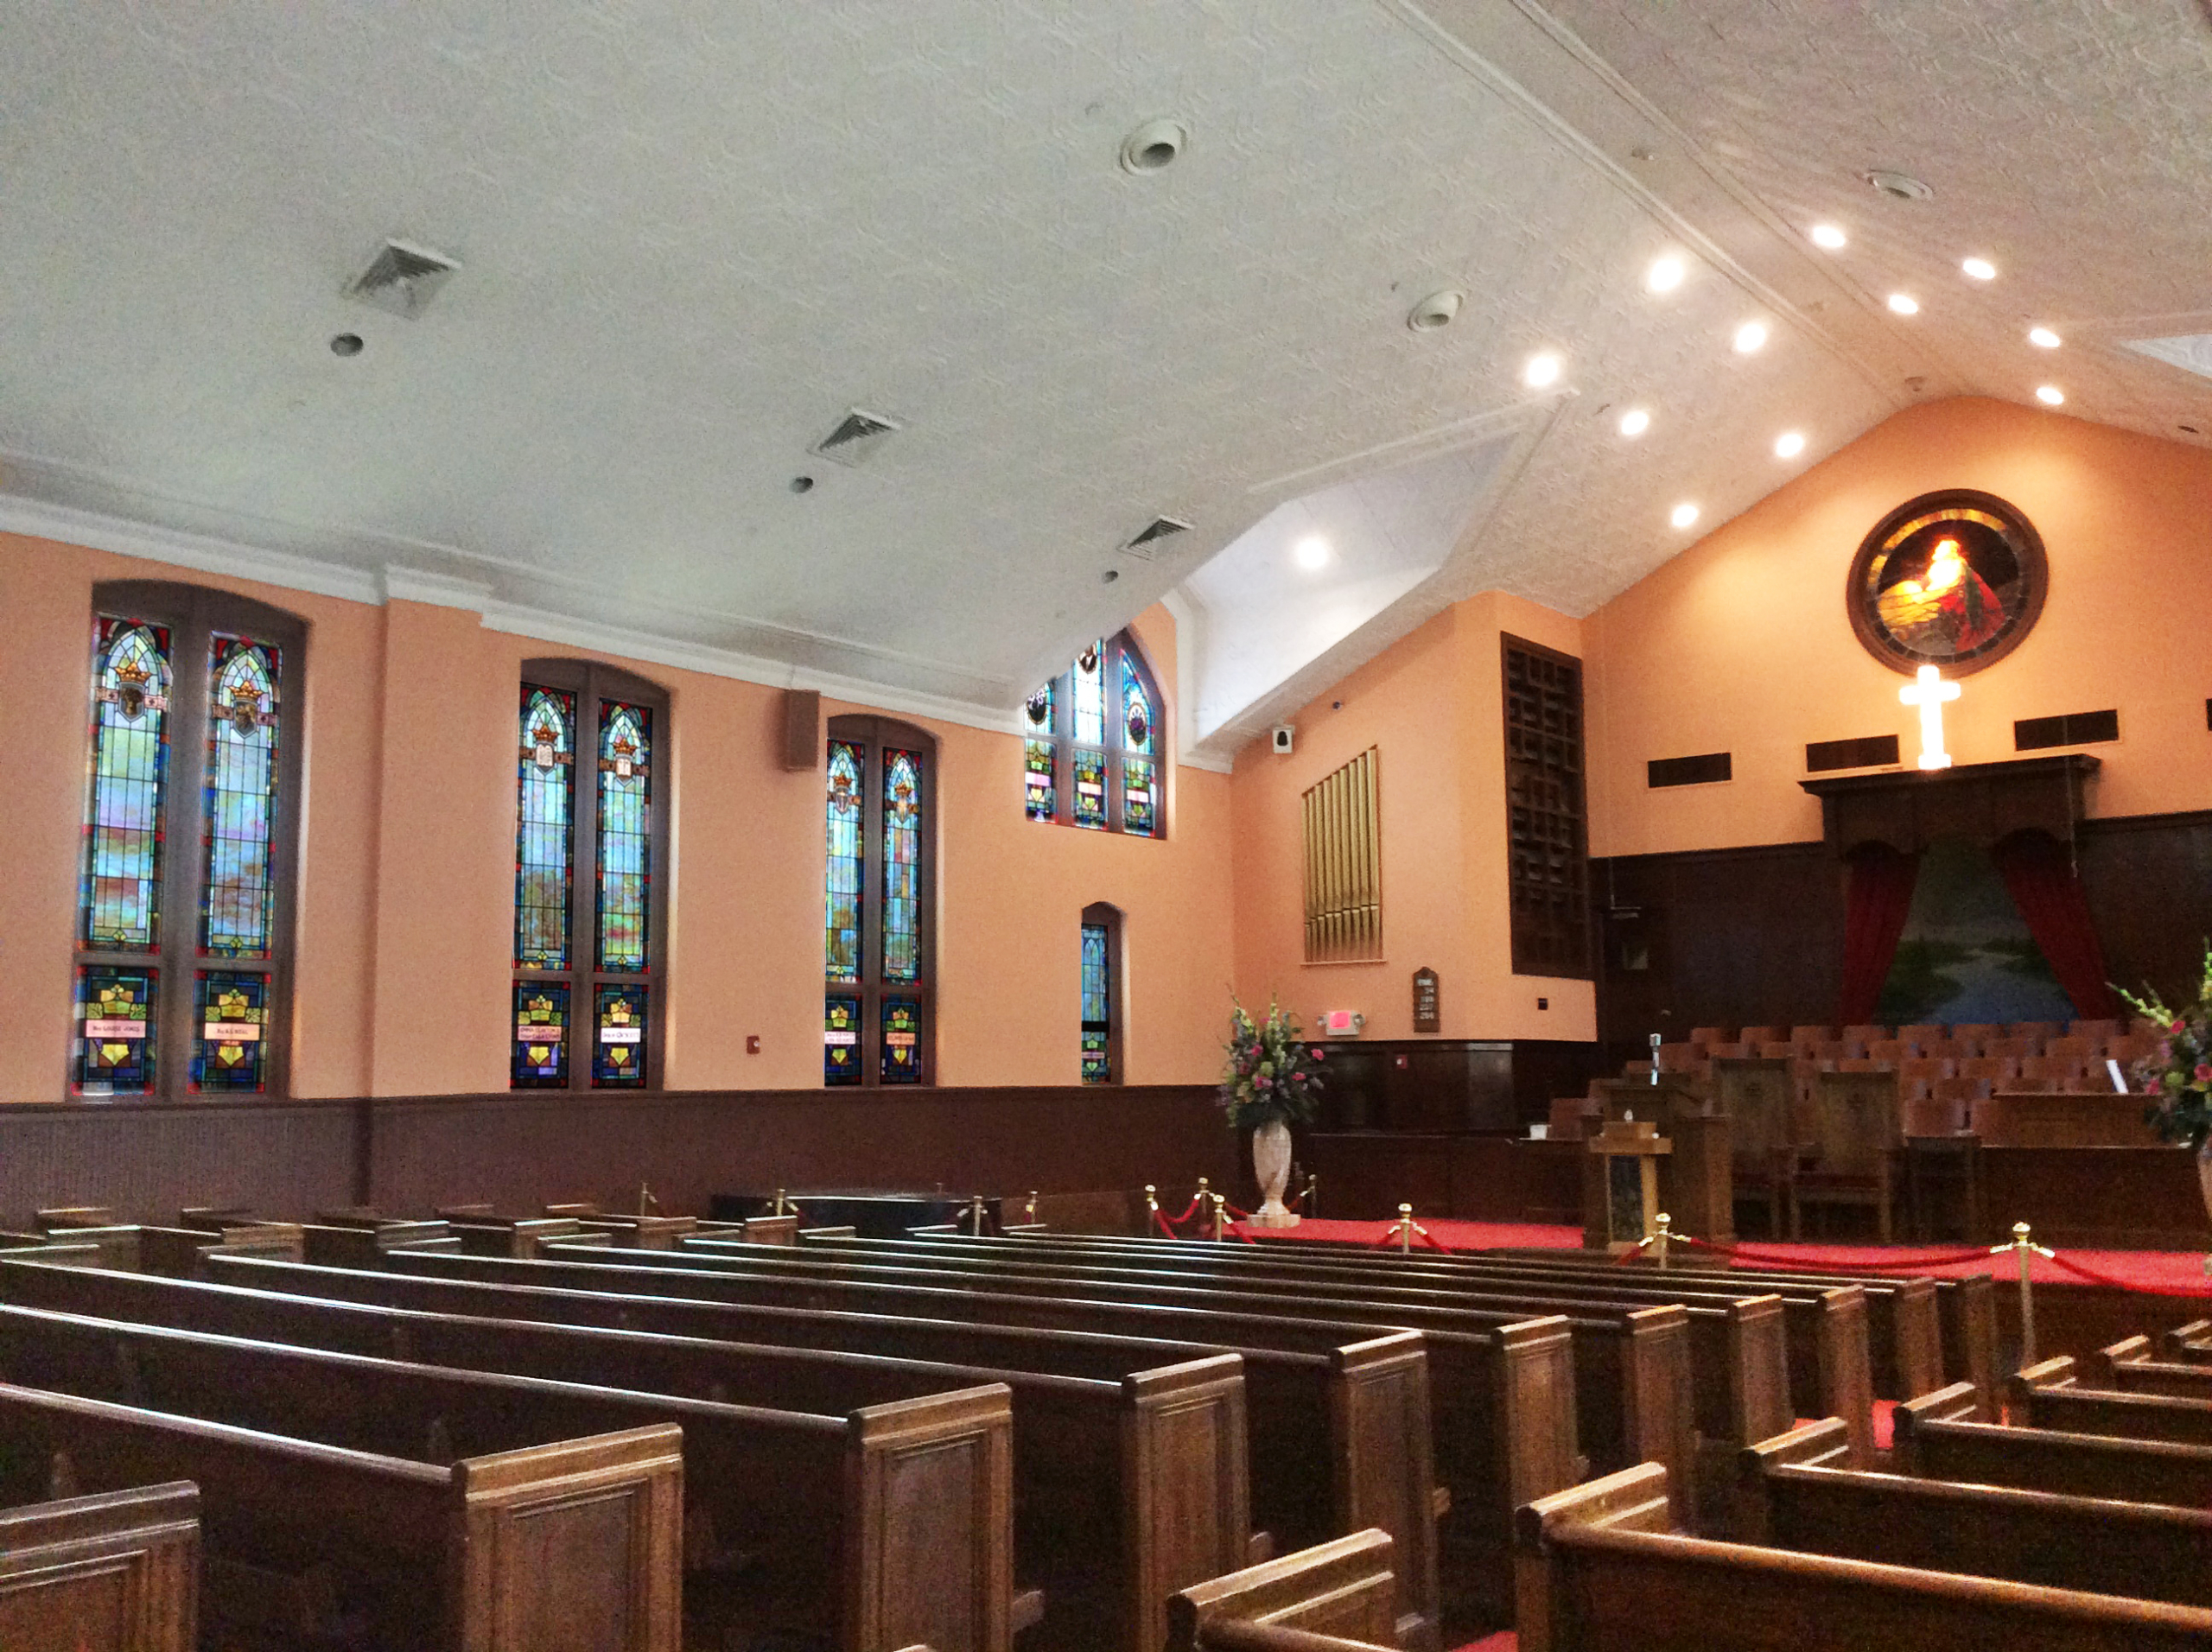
[1411,967,1440,1034]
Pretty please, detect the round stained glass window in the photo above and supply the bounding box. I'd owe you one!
[1847,489,2047,676]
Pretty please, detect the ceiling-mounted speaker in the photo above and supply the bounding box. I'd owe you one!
[782,689,821,772]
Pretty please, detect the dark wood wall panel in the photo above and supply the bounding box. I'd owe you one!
[2077,810,2212,1006]
[0,1086,1234,1226]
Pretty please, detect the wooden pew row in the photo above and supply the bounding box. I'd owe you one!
[1891,1380,2212,1506]
[2098,1334,2212,1399]
[2007,1355,2212,1447]
[0,1480,199,1651]
[2,1224,304,1276]
[0,1256,1239,1652]
[0,1299,1007,1652]
[550,1226,1698,1538]
[803,1231,1798,1491]
[1166,1528,1396,1652]
[0,1379,679,1652]
[1515,1459,2212,1652]
[1738,1416,2212,1609]
[218,1252,1478,1649]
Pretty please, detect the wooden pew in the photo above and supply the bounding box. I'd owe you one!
[2009,1354,2212,1447]
[1892,1380,2212,1506]
[0,1299,1008,1652]
[820,1231,1797,1488]
[208,1252,1541,1643]
[301,1220,464,1265]
[1737,1415,2212,1607]
[2097,1333,2212,1399]
[1515,1459,2212,1652]
[0,1480,199,1651]
[0,1378,677,1651]
[650,1229,1707,1512]
[437,1212,609,1257]
[0,1256,1243,1652]
[1167,1528,1396,1652]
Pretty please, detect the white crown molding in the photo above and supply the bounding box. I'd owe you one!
[380,565,495,612]
[0,491,384,604]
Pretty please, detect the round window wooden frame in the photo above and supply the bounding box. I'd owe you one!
[1846,487,2048,677]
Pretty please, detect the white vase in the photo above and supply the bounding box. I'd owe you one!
[1249,1118,1300,1228]
[2198,1140,2212,1227]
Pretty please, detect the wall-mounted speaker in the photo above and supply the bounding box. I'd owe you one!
[1271,724,1295,755]
[782,689,821,772]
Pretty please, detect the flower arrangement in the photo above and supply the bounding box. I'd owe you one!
[2120,949,2212,1151]
[1218,997,1323,1131]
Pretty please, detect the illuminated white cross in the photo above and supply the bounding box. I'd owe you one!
[1899,664,1960,771]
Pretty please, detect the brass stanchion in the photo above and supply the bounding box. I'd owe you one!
[1305,1172,1319,1218]
[772,1187,788,1219]
[968,1194,987,1238]
[1026,1190,1039,1223]
[1993,1221,2054,1369]
[1651,1211,1670,1270]
[639,1182,658,1217]
[1211,1191,1228,1243]
[1392,1203,1433,1255]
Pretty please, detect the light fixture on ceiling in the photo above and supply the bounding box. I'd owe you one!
[1120,118,1187,174]
[1670,502,1700,530]
[1733,321,1769,354]
[1887,293,1920,315]
[2028,326,2063,348]
[1618,408,1650,438]
[329,333,363,357]
[1808,223,1848,251]
[2036,384,2065,406]
[1523,352,1563,389]
[1774,431,1806,459]
[1645,256,1685,294]
[1961,257,1997,281]
[1408,289,1464,332]
[788,475,815,494]
[1294,536,1332,570]
[1863,169,1933,202]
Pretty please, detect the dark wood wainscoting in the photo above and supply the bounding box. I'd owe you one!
[1312,1039,1606,1135]
[1301,1132,1582,1224]
[0,1085,1236,1226]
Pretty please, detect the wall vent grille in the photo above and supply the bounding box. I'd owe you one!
[1121,517,1192,560]
[2015,709,2118,751]
[1806,734,1901,772]
[810,410,903,467]
[1647,752,1732,789]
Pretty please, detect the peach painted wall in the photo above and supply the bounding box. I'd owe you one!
[1584,397,2212,858]
[0,529,1232,1100]
[1230,592,1598,1044]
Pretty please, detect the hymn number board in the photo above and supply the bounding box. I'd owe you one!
[1411,966,1440,1033]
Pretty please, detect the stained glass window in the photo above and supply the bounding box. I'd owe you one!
[882,749,922,982]
[75,963,157,1096]
[594,983,648,1088]
[1023,631,1163,838]
[82,618,171,950]
[515,687,575,970]
[881,997,923,1083]
[201,636,280,957]
[825,740,864,985]
[512,664,665,1092]
[596,703,652,972]
[194,969,268,1093]
[824,995,861,1085]
[512,982,569,1088]
[825,717,933,1086]
[1080,922,1111,1083]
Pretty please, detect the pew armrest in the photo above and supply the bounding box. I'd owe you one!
[1890,1380,1982,1471]
[1011,1586,1046,1635]
[2093,1335,2154,1384]
[1166,1528,1397,1652]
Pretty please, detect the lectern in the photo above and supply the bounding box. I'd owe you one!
[1583,1118,1671,1253]
[1592,1077,1737,1246]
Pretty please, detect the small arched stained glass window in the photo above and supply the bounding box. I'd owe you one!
[1024,631,1164,838]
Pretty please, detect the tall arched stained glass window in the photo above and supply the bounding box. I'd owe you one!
[1080,902,1122,1084]
[73,584,304,1099]
[1023,630,1164,838]
[824,716,935,1085]
[512,662,667,1090]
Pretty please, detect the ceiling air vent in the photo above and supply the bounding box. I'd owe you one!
[810,410,903,467]
[346,239,460,319]
[1120,516,1192,560]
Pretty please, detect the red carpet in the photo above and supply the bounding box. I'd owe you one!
[1240,1217,2212,1296]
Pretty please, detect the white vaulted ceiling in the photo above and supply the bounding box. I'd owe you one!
[2,3,2208,759]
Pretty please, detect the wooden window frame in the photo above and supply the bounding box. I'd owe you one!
[826,714,938,1087]
[1025,629,1166,838]
[73,581,306,1101]
[1080,900,1125,1085]
[512,658,671,1092]
[1502,632,1592,980]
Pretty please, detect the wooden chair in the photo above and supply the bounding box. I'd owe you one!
[1719,1057,1801,1239]
[1688,1026,1732,1049]
[1702,1041,1751,1060]
[1755,1040,1797,1060]
[1839,1023,1891,1046]
[1789,1024,1838,1051]
[1813,1039,1866,1063]
[2005,1021,2063,1043]
[1951,1023,2005,1045]
[2007,1075,2058,1093]
[1980,1036,2041,1058]
[1653,1041,1704,1075]
[1547,1096,1595,1141]
[2110,1032,2162,1064]
[1919,1037,1974,1059]
[1837,1057,1890,1073]
[1901,1057,1955,1087]
[1958,1056,2020,1087]
[1930,1075,1992,1107]
[2019,1055,2087,1088]
[1895,1023,1948,1047]
[2069,1018,2121,1043]
[1903,1095,1967,1138]
[1790,1068,1902,1242]
[2044,1034,2101,1060]
[1866,1039,1916,1064]
[1737,1026,1787,1046]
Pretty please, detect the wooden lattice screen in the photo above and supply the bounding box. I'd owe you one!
[1503,636,1591,977]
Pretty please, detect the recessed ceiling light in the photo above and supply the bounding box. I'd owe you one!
[1774,431,1806,459]
[329,333,363,357]
[1808,223,1847,251]
[1523,352,1563,389]
[1645,256,1685,294]
[1863,169,1934,202]
[1961,257,1997,281]
[2028,326,2063,349]
[1120,118,1187,174]
[1618,408,1650,438]
[1294,536,1332,570]
[1733,321,1769,353]
[1670,502,1700,530]
[1407,289,1464,332]
[1887,293,1920,315]
[2036,384,2065,406]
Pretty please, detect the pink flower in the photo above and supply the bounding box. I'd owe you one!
[2195,1064,2212,1083]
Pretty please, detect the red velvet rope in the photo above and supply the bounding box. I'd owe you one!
[1675,1233,1994,1273]
[2038,1248,2212,1299]
[1152,1209,1183,1241]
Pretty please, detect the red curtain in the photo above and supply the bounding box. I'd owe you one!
[1839,843,1918,1026]
[1991,830,2120,1020]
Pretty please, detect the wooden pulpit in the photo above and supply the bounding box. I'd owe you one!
[1582,1118,1671,1253]
[1592,1077,1737,1247]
